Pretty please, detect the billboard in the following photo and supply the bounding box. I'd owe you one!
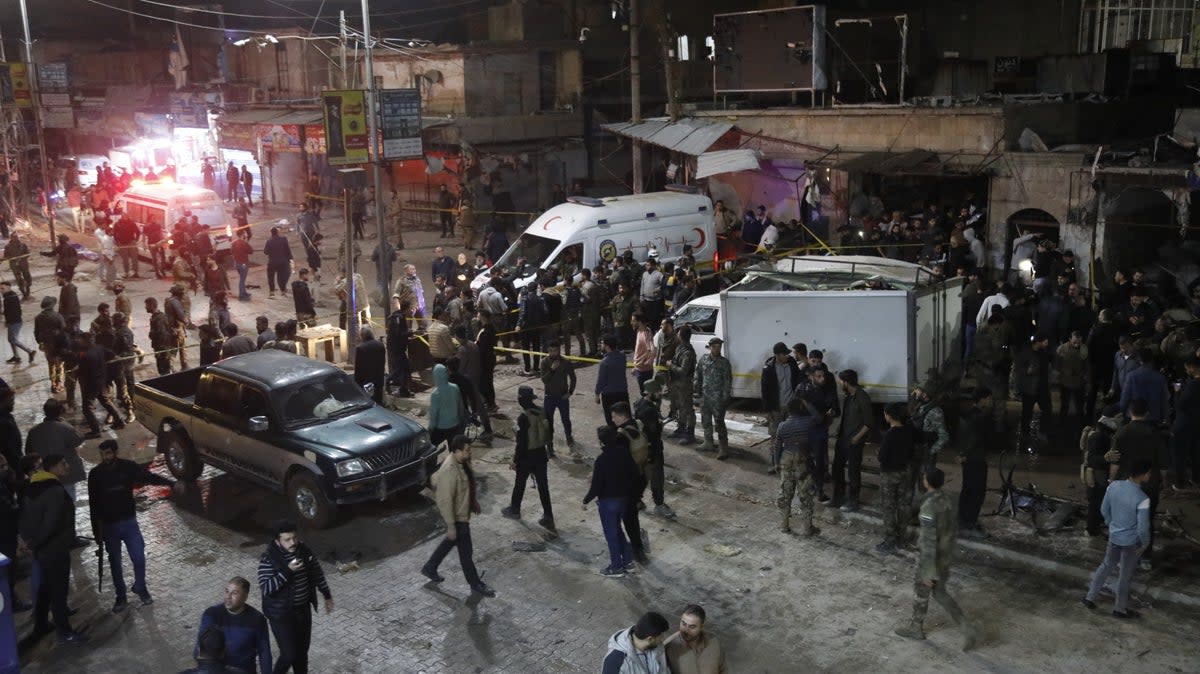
[379,88,423,160]
[322,90,368,165]
[713,5,827,93]
[0,63,32,107]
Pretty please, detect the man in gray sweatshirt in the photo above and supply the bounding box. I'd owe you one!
[1082,459,1153,618]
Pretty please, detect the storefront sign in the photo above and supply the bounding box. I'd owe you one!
[322,90,368,165]
[379,88,423,160]
[42,107,75,129]
[41,92,71,107]
[38,62,70,90]
[258,124,303,153]
[135,112,172,138]
[0,63,32,107]
[169,91,220,128]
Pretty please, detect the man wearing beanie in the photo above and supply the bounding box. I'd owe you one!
[602,611,670,673]
[502,385,556,532]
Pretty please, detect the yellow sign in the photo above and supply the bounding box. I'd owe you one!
[0,63,32,108]
[322,90,368,165]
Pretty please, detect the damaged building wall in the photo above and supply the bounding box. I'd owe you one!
[986,152,1082,280]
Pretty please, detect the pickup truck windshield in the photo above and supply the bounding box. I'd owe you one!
[274,372,373,428]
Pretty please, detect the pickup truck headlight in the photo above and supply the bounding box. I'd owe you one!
[418,431,431,450]
[336,459,365,478]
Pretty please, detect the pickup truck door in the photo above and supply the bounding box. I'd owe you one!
[236,386,289,488]
[193,374,275,485]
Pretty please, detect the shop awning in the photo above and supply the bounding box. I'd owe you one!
[830,149,941,174]
[602,117,735,156]
[695,149,763,179]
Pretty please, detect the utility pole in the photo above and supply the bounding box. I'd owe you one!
[360,0,391,299]
[20,0,55,244]
[339,11,349,89]
[629,0,642,194]
[660,16,679,122]
[0,27,15,224]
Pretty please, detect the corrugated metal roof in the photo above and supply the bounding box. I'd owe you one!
[602,117,734,156]
[830,149,940,174]
[695,149,762,179]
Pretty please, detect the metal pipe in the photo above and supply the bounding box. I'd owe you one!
[630,0,642,194]
[20,0,55,244]
[361,0,390,302]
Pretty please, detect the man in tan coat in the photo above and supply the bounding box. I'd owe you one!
[420,435,496,597]
[665,604,727,674]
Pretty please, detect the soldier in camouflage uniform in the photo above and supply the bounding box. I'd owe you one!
[895,467,977,651]
[694,337,732,458]
[775,397,820,536]
[668,326,697,444]
[906,386,949,524]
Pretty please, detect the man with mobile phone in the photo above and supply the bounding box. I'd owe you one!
[258,521,333,673]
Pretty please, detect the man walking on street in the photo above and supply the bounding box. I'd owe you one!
[88,439,176,613]
[957,388,993,538]
[421,435,496,597]
[833,370,873,511]
[197,577,273,674]
[166,285,191,370]
[1110,399,1165,567]
[146,298,174,375]
[636,379,674,519]
[1082,460,1153,618]
[19,454,87,643]
[1,281,35,363]
[694,337,733,459]
[540,339,576,451]
[78,332,125,439]
[258,521,334,673]
[501,386,556,532]
[894,467,977,650]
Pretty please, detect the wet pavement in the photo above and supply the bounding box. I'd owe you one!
[7,206,1200,672]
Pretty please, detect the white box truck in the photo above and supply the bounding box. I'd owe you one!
[671,256,964,403]
[471,185,717,292]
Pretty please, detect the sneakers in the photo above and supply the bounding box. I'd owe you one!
[623,562,639,574]
[471,583,497,598]
[420,566,445,583]
[894,621,926,640]
[112,599,129,614]
[58,630,89,644]
[537,517,556,532]
[5,357,19,364]
[1081,598,1096,610]
[1113,609,1141,619]
[840,501,860,513]
[599,565,626,578]
[500,506,520,520]
[652,504,676,519]
[134,589,153,606]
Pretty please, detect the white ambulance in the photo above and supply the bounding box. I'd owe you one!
[115,182,233,253]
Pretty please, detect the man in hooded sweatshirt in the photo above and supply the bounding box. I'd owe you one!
[601,611,670,674]
[20,453,87,643]
[428,363,466,449]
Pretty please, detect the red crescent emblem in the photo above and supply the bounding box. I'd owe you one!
[543,215,561,231]
[692,227,706,250]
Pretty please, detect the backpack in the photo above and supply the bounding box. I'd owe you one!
[620,421,650,475]
[522,407,551,451]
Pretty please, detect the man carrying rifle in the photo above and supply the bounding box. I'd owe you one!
[87,439,177,614]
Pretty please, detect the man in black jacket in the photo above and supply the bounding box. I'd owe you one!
[501,385,555,531]
[385,297,412,397]
[77,332,125,438]
[88,440,176,614]
[1171,357,1200,490]
[258,521,333,674]
[1082,404,1122,536]
[20,454,87,643]
[34,296,66,392]
[292,269,317,327]
[761,342,801,475]
[353,327,386,404]
[1,281,35,363]
[957,388,993,538]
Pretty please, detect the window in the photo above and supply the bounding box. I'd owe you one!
[676,35,690,61]
[241,387,270,420]
[1079,0,1193,55]
[273,372,373,428]
[493,233,562,274]
[198,375,243,417]
[548,243,584,279]
[672,304,718,334]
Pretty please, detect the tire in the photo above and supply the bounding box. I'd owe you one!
[160,429,202,481]
[287,472,337,529]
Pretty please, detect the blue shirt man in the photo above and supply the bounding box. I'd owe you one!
[197,577,273,673]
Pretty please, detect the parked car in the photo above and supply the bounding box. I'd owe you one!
[132,350,439,527]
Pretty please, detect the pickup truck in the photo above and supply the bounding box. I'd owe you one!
[132,349,439,527]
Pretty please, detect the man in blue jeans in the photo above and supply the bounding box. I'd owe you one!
[1083,459,1153,618]
[583,425,636,577]
[540,339,577,452]
[231,231,253,301]
[87,439,177,613]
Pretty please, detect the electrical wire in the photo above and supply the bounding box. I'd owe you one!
[135,0,329,21]
[83,0,236,32]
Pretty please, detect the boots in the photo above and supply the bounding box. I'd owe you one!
[716,439,730,460]
[677,427,696,445]
[894,621,926,640]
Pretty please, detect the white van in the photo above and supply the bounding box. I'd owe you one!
[471,186,716,291]
[115,183,233,252]
[65,154,107,188]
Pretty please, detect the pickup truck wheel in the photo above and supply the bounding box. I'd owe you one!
[160,430,202,481]
[288,473,337,528]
